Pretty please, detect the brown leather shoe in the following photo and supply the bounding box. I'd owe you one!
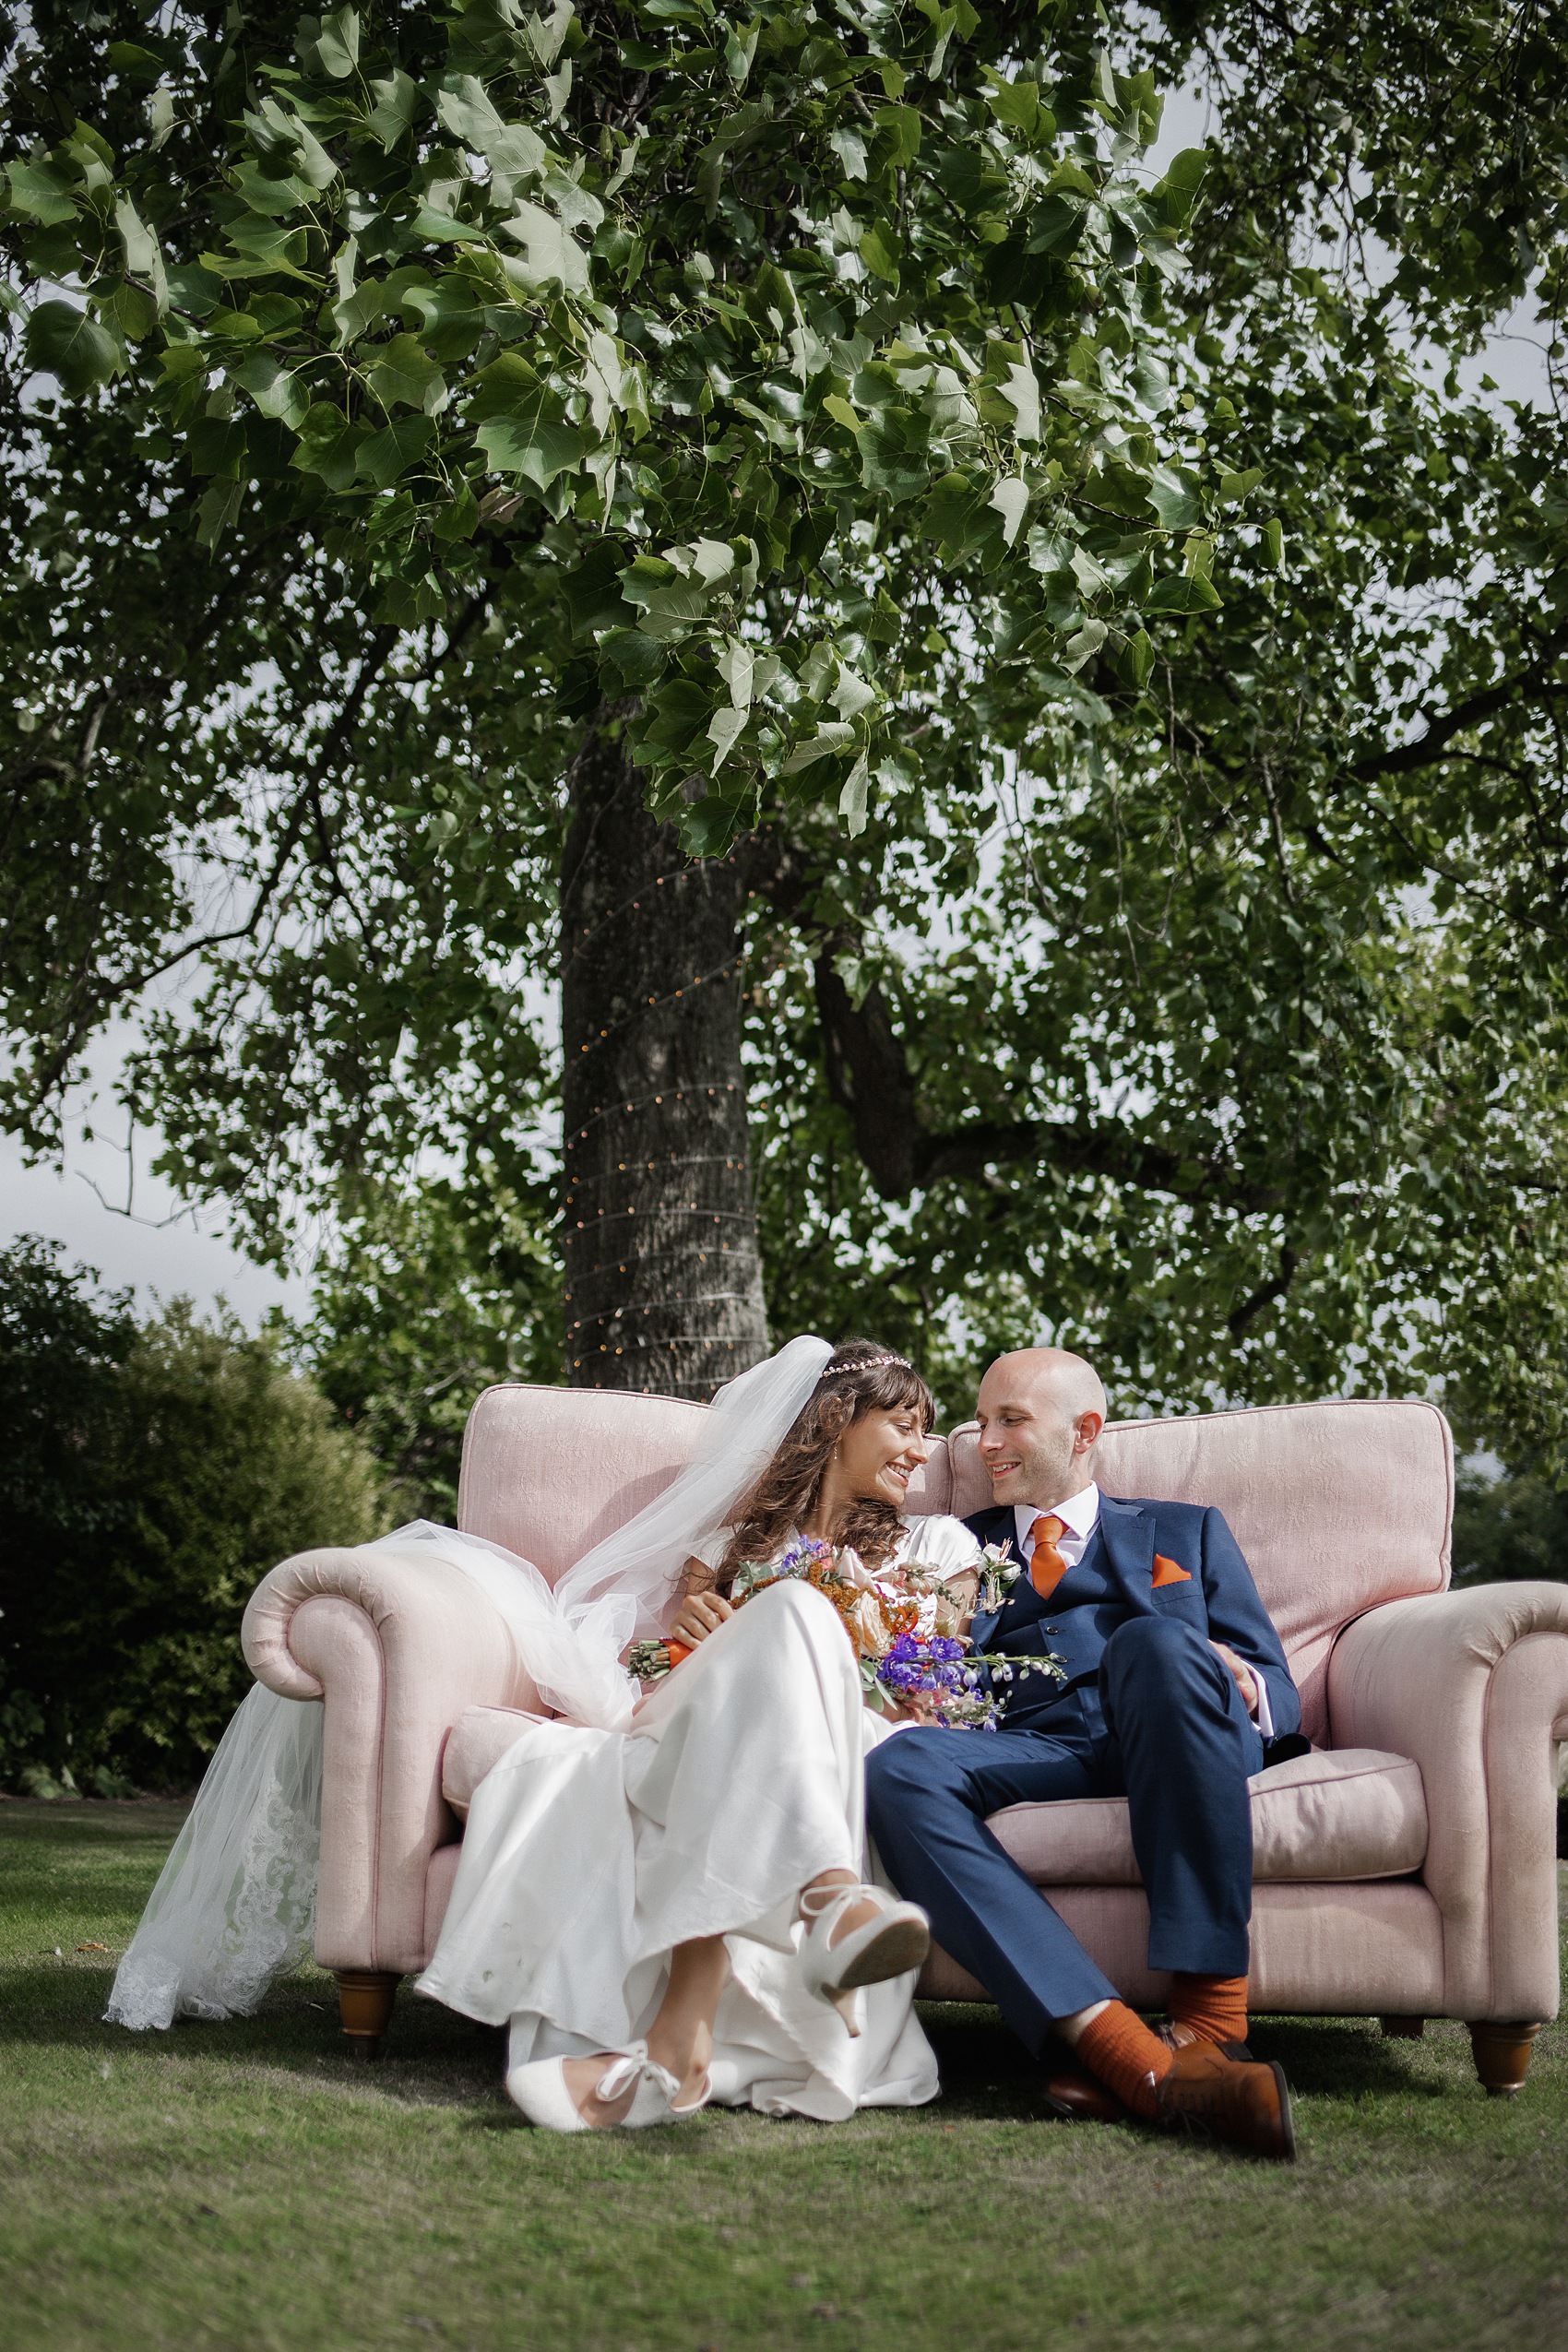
[1157,2042,1296,2160]
[1041,2067,1132,2124]
[1156,2018,1254,2062]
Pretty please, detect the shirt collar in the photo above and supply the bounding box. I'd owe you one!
[1014,1483,1100,1548]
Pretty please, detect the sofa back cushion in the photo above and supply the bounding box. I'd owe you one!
[458,1385,1451,1741]
[951,1397,1453,1740]
[457,1382,955,1582]
[458,1384,708,1583]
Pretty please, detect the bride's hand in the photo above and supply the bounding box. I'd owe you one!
[668,1590,736,1647]
[884,1690,941,1727]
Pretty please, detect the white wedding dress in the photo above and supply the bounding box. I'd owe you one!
[417,1513,982,2120]
[107,1335,982,2120]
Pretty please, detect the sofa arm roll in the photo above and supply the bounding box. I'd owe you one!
[1327,1581,1568,2019]
[241,1543,548,1974]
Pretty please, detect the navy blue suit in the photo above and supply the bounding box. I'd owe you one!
[864,1496,1301,2052]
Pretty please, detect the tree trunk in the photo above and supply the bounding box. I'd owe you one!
[559,712,769,1396]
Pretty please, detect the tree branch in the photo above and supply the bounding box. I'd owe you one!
[1227,1248,1299,1336]
[1345,628,1568,783]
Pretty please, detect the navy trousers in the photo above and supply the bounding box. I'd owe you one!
[864,1616,1265,2056]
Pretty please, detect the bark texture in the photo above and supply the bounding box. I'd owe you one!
[560,715,769,1396]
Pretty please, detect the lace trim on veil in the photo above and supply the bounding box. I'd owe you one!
[105,1681,322,2031]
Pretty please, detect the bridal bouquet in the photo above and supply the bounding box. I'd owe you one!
[628,1537,1062,1729]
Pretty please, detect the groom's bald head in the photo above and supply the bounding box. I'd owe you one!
[973,1348,1108,1513]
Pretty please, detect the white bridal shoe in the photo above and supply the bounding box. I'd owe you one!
[798,1882,932,2033]
[506,2041,711,2132]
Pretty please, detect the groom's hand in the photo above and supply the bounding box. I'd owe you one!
[669,1591,736,1647]
[1210,1641,1259,1716]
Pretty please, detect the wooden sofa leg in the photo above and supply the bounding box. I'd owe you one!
[335,1969,399,2061]
[1380,2015,1425,2038]
[1469,2020,1541,2096]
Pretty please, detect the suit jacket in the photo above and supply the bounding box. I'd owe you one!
[963,1495,1302,1750]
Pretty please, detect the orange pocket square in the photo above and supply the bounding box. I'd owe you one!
[1151,1554,1192,1587]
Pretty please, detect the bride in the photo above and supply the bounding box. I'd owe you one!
[109,1336,982,2129]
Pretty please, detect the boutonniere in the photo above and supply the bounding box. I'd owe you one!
[974,1539,1021,1615]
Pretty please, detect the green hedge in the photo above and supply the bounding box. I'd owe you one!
[0,1239,386,1791]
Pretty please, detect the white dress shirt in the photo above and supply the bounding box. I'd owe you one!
[1012,1484,1273,1737]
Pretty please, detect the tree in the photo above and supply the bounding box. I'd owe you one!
[0,1239,386,1788]
[0,0,1199,1401]
[5,2,1568,1466]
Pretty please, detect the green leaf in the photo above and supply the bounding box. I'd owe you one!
[1145,571,1223,613]
[725,21,760,85]
[186,417,247,478]
[102,280,157,342]
[196,478,244,548]
[366,70,418,149]
[232,351,311,429]
[874,105,922,168]
[707,706,748,773]
[314,6,361,77]
[1121,627,1154,689]
[619,555,711,639]
[289,400,371,491]
[780,720,855,774]
[564,540,635,637]
[409,207,488,246]
[858,220,900,287]
[164,263,224,315]
[982,72,1039,137]
[858,409,929,502]
[1146,465,1205,532]
[355,414,436,488]
[830,126,867,182]
[599,627,663,690]
[1263,516,1285,569]
[988,476,1030,547]
[365,333,446,414]
[1152,147,1208,230]
[6,159,77,227]
[24,301,119,396]
[838,751,871,837]
[115,196,167,310]
[501,201,590,294]
[232,160,314,219]
[925,470,994,554]
[999,356,1040,443]
[469,353,586,486]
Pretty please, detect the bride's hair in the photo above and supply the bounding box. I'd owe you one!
[708,1340,935,1592]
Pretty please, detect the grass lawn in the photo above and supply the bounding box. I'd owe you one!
[2,1801,1564,2352]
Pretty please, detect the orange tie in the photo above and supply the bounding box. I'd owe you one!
[1028,1514,1069,1600]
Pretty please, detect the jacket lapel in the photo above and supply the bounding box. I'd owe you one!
[1096,1496,1157,1615]
[963,1504,1016,1650]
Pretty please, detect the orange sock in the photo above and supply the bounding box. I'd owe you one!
[1170,1972,1249,2047]
[1074,2002,1173,2120]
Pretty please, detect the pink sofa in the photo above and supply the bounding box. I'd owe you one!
[241,1386,1568,2090]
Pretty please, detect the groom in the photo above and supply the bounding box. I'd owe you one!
[866,1347,1301,2159]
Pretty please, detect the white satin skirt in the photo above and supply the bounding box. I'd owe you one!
[415,1579,939,2119]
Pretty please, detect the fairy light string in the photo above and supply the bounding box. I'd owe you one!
[564,850,766,1393]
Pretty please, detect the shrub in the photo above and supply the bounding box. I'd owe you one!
[0,1239,387,1789]
[1452,1461,1568,1589]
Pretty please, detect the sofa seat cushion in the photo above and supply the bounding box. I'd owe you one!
[442,1703,553,1819]
[988,1747,1427,1886]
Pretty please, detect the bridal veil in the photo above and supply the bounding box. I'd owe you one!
[106,1335,835,2029]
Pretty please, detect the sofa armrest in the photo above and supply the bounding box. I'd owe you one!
[241,1545,547,1974]
[1327,1581,1568,2020]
